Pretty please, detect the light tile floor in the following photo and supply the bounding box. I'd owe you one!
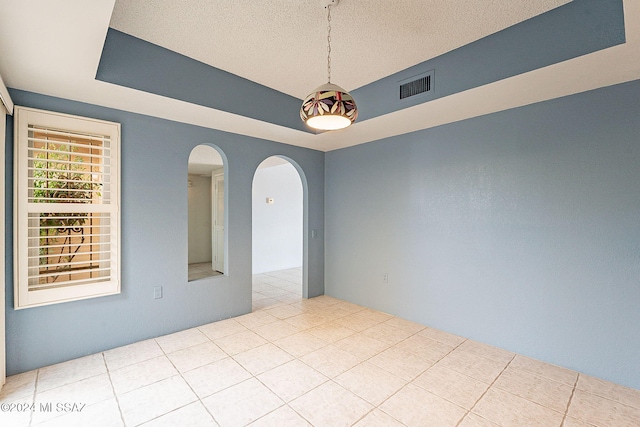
[188,262,222,282]
[2,267,640,426]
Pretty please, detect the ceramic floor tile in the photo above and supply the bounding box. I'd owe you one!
[182,357,252,399]
[509,355,578,386]
[437,348,507,384]
[166,341,227,373]
[393,334,455,363]
[576,374,640,409]
[232,343,294,375]
[306,322,356,343]
[332,313,386,332]
[333,333,389,360]
[561,417,596,427]
[273,331,328,357]
[567,389,640,427]
[235,311,279,329]
[139,401,218,427]
[36,354,107,393]
[473,387,564,427]
[457,340,515,364]
[110,355,178,395]
[368,346,434,381]
[289,381,373,427]
[248,405,310,426]
[356,309,394,323]
[328,301,365,314]
[103,339,164,371]
[274,293,305,304]
[257,359,328,402]
[417,327,466,347]
[256,288,292,299]
[34,397,124,427]
[213,330,268,355]
[265,304,304,320]
[289,299,332,312]
[457,413,501,427]
[309,295,342,306]
[202,378,284,426]
[361,322,414,346]
[155,328,210,354]
[300,345,363,378]
[284,313,331,329]
[32,373,114,424]
[0,400,33,426]
[381,317,426,335]
[335,362,407,406]
[320,304,362,319]
[0,370,37,401]
[252,292,271,302]
[379,383,467,427]
[118,375,197,426]
[413,363,490,410]
[198,319,248,341]
[493,365,573,412]
[252,298,282,311]
[252,320,302,341]
[8,271,640,427]
[353,409,406,427]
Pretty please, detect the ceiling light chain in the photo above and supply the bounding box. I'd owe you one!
[327,4,332,83]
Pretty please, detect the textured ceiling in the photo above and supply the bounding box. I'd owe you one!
[0,0,638,152]
[110,0,570,99]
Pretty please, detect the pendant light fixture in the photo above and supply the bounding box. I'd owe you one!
[300,0,357,131]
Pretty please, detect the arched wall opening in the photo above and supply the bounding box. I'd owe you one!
[187,144,227,281]
[251,156,308,308]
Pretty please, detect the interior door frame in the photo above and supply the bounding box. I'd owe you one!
[212,172,224,273]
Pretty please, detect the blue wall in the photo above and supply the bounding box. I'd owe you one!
[4,90,325,375]
[325,80,640,390]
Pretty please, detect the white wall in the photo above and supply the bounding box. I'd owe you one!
[187,174,212,264]
[252,162,303,274]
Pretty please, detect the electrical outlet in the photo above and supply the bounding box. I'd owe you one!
[383,273,388,283]
[154,286,163,299]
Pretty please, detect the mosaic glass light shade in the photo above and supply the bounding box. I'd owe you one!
[300,83,358,130]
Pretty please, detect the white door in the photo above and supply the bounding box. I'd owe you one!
[213,174,224,273]
[1,103,7,390]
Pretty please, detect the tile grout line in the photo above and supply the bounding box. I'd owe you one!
[157,334,227,427]
[559,373,580,427]
[102,352,126,427]
[365,337,469,426]
[27,369,40,427]
[455,353,516,427]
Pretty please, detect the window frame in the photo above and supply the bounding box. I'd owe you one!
[13,106,121,309]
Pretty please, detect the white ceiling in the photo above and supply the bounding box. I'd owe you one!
[0,0,639,152]
[110,0,569,99]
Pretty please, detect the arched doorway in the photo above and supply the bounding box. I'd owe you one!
[251,156,305,310]
[187,144,226,281]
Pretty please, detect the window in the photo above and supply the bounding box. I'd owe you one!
[14,107,120,309]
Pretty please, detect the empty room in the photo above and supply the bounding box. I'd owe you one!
[1,0,639,426]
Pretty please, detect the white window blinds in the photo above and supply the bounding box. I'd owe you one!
[15,107,120,309]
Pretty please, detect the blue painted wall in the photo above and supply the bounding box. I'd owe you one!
[96,1,626,128]
[352,0,625,121]
[325,80,640,390]
[4,89,325,375]
[97,29,311,133]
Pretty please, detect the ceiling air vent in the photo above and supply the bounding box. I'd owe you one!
[399,71,434,100]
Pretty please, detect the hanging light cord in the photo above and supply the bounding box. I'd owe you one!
[327,4,332,83]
